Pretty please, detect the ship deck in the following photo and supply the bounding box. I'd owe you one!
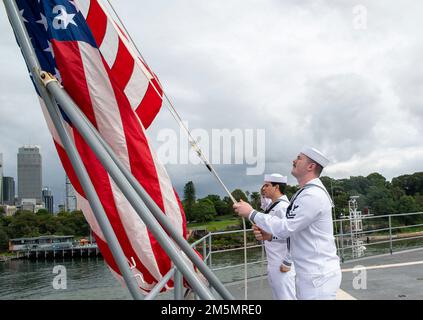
[224,248,423,300]
[337,247,423,300]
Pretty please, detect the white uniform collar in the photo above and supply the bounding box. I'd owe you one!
[276,195,289,203]
[304,177,322,187]
[304,178,334,207]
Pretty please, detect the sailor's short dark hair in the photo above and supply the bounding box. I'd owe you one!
[314,163,323,176]
[304,156,324,176]
[270,182,287,194]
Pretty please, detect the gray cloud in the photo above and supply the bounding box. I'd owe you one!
[1,1,423,203]
[300,73,382,161]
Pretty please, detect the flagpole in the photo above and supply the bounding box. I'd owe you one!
[55,85,234,300]
[2,0,143,300]
[103,0,248,298]
[103,0,237,205]
[40,73,216,300]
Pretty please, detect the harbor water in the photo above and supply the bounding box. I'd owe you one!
[0,257,132,300]
[0,248,265,300]
[2,237,423,300]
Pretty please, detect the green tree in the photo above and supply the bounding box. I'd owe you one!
[395,195,419,225]
[37,213,58,235]
[391,186,406,202]
[367,172,388,188]
[71,210,90,236]
[0,225,9,251]
[366,186,395,215]
[250,192,261,210]
[36,209,50,215]
[0,215,12,228]
[321,176,350,218]
[414,194,423,211]
[392,173,423,196]
[183,181,196,220]
[7,211,39,238]
[56,211,82,236]
[0,209,91,252]
[397,195,418,213]
[226,189,249,215]
[204,195,231,216]
[0,215,6,227]
[214,199,230,216]
[205,194,220,203]
[245,191,250,199]
[333,191,350,218]
[231,189,248,202]
[190,199,217,222]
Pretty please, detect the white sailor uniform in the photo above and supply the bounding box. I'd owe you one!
[263,195,296,300]
[250,178,341,300]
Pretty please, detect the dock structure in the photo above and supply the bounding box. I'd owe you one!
[18,245,100,260]
[9,235,100,260]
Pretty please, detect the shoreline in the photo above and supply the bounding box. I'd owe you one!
[0,254,18,262]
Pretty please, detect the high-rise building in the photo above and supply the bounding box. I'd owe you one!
[2,176,15,205]
[65,175,77,212]
[42,187,54,214]
[0,153,3,204]
[17,146,42,204]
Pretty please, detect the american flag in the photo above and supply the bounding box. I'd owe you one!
[15,0,189,293]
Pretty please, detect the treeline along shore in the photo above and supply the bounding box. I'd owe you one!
[2,172,423,254]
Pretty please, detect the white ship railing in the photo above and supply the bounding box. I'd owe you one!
[132,211,423,299]
[333,211,423,261]
[189,212,423,271]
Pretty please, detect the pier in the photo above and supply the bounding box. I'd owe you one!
[8,235,100,260]
[16,244,100,260]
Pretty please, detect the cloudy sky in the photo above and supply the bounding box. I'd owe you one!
[1,0,422,204]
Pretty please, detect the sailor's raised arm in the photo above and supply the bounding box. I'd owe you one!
[234,193,321,238]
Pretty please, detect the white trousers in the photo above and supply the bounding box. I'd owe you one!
[295,269,342,300]
[267,265,296,300]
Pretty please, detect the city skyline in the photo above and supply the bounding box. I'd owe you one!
[17,145,42,204]
[42,187,53,214]
[2,176,15,206]
[0,145,64,210]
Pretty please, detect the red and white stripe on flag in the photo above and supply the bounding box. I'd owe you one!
[37,0,191,293]
[76,0,163,129]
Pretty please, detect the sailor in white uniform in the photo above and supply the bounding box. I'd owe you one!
[259,173,296,300]
[234,146,342,300]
